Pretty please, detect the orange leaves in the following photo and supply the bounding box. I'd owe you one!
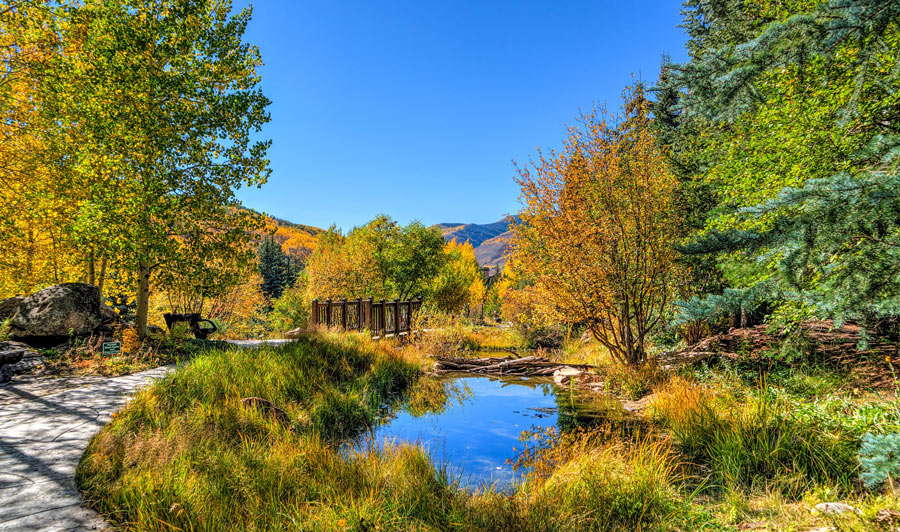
[511,85,680,365]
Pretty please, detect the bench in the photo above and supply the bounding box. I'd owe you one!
[162,313,218,340]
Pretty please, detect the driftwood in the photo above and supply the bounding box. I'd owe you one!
[432,354,594,377]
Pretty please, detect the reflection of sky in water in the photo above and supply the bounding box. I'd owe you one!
[360,376,563,490]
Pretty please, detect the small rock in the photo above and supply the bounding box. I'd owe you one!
[875,508,900,524]
[623,394,657,414]
[813,502,861,515]
[553,366,582,385]
[284,327,304,339]
[241,396,290,426]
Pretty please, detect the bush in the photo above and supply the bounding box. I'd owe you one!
[650,377,860,495]
[411,312,479,356]
[519,323,565,349]
[268,281,310,333]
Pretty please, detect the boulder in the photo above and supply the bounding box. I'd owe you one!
[813,502,861,515]
[623,393,657,414]
[553,366,582,385]
[9,283,104,343]
[0,296,23,321]
[241,397,290,425]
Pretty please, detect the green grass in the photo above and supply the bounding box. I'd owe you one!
[78,331,716,531]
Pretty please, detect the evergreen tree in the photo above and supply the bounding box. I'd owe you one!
[258,235,294,300]
[671,0,900,324]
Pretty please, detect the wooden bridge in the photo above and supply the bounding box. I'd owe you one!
[311,297,423,338]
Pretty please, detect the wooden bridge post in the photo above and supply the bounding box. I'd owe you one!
[365,297,373,331]
[311,299,319,326]
[354,297,362,330]
[379,299,387,337]
[325,299,333,327]
[393,299,400,335]
[341,298,348,330]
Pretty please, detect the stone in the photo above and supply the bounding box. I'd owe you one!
[0,296,23,321]
[9,283,104,343]
[241,396,290,425]
[623,394,657,414]
[553,366,582,385]
[99,304,120,324]
[813,502,861,515]
[875,508,900,524]
[285,327,304,339]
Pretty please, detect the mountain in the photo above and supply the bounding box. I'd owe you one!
[437,216,517,269]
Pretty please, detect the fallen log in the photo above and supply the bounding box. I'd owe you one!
[433,355,594,377]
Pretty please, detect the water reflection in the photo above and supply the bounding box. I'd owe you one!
[355,374,625,490]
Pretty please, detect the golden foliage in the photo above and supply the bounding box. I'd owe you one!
[513,85,681,365]
[429,239,484,314]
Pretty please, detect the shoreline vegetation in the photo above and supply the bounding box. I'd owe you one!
[76,326,900,532]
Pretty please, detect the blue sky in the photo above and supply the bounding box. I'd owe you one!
[235,1,689,230]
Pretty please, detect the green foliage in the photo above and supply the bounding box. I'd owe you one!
[665,0,900,327]
[257,234,299,300]
[268,275,310,332]
[650,379,879,495]
[305,215,446,302]
[386,221,446,301]
[41,0,272,336]
[859,432,900,489]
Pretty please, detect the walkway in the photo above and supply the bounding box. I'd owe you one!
[0,338,293,531]
[0,367,171,531]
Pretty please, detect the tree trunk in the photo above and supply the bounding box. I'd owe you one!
[87,250,96,285]
[97,258,107,299]
[136,260,151,338]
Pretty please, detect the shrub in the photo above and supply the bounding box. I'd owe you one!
[650,377,859,495]
[859,432,900,490]
[411,312,479,356]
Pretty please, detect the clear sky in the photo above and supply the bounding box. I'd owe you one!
[234,1,690,230]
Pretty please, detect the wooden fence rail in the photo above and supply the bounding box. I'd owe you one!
[311,297,423,338]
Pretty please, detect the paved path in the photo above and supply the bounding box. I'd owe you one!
[0,366,171,531]
[0,339,293,532]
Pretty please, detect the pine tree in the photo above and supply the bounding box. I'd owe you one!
[672,0,900,324]
[258,235,290,300]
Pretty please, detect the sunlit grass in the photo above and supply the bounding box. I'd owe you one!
[77,326,900,531]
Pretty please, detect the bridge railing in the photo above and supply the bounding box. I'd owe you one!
[310,297,423,338]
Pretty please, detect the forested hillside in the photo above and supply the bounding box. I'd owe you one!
[437,216,516,268]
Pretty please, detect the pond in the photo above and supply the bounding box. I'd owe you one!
[353,372,628,490]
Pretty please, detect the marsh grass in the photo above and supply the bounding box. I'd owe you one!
[79,331,718,531]
[649,377,864,496]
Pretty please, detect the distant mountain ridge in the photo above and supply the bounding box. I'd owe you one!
[437,216,517,269]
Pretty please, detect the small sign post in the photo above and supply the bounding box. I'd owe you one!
[102,341,122,355]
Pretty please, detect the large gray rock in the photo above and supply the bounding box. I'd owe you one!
[9,283,104,342]
[0,296,23,321]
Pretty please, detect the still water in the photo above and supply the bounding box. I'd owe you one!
[355,373,624,490]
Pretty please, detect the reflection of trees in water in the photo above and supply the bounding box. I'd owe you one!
[554,384,631,432]
[403,377,473,417]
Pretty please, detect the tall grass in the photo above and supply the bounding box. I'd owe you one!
[649,377,860,495]
[78,331,714,531]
